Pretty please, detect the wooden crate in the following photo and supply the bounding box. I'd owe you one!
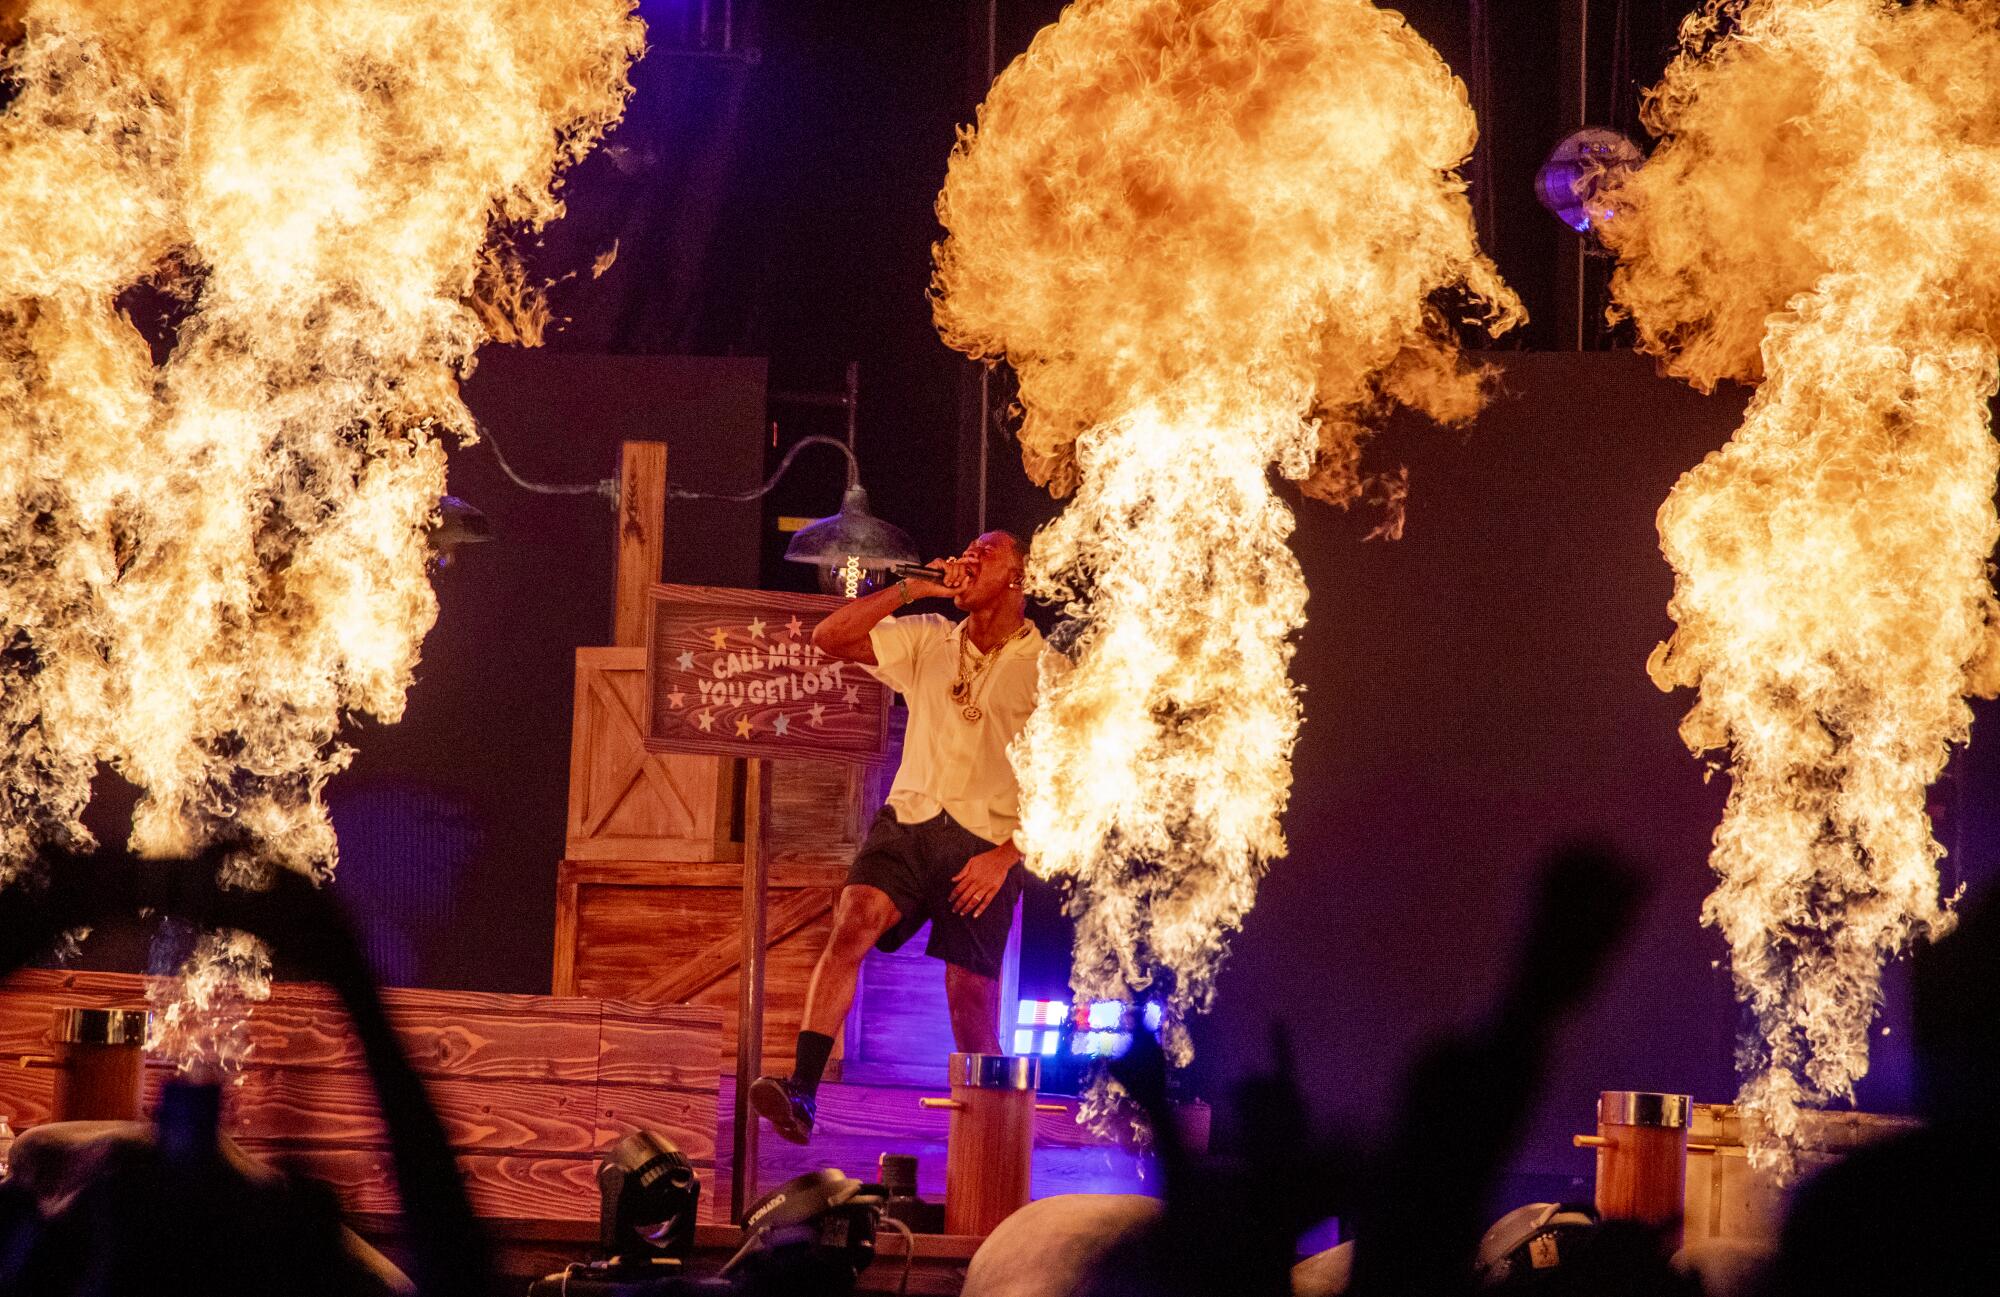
[558,696,1018,1083]
[553,854,846,1074]
[0,969,727,1225]
[556,638,868,1074]
[568,646,735,862]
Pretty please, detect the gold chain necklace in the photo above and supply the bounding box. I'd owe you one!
[948,622,1030,723]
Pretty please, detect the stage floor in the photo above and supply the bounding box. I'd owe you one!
[715,1071,1159,1206]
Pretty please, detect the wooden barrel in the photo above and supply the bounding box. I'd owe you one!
[50,1007,152,1122]
[1586,1091,1690,1241]
[926,1054,1044,1237]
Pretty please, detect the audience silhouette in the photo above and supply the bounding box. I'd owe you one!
[4,840,1997,1297]
[0,847,491,1297]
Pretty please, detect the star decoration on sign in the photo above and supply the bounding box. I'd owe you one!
[734,715,753,739]
[843,685,859,706]
[676,650,695,672]
[747,616,767,641]
[808,703,825,727]
[709,627,728,650]
[694,710,713,732]
[667,691,685,709]
[773,714,790,737]
[786,615,804,640]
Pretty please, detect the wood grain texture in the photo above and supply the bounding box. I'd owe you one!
[593,1085,718,1162]
[552,875,581,997]
[242,999,602,1082]
[941,1085,1036,1235]
[563,837,745,863]
[0,1058,175,1128]
[558,859,841,892]
[644,584,891,764]
[844,926,959,1076]
[0,974,725,1085]
[715,1078,1105,1149]
[244,1146,715,1224]
[568,646,734,861]
[0,973,729,1226]
[568,875,840,1071]
[636,886,834,1004]
[594,1012,725,1089]
[220,1071,596,1155]
[768,757,870,859]
[613,441,669,649]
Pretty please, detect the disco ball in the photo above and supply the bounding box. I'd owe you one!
[1535,128,1644,235]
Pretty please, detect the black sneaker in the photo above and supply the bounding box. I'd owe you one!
[749,1074,816,1144]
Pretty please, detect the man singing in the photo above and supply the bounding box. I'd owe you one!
[750,531,1041,1143]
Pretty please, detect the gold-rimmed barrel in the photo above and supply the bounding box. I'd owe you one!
[1576,1090,1691,1240]
[918,1053,1062,1236]
[50,1007,153,1121]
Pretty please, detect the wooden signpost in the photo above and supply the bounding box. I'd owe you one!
[644,583,891,1222]
[644,583,892,763]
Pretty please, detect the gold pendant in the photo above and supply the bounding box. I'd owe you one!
[960,705,983,723]
[950,680,969,703]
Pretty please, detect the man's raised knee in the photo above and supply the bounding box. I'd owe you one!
[829,887,898,955]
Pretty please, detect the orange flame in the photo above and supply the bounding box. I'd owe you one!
[1602,0,2000,1166]
[934,0,1520,1066]
[0,1,642,1056]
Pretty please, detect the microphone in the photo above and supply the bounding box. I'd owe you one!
[893,562,947,582]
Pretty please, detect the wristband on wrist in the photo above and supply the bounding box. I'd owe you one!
[898,579,913,606]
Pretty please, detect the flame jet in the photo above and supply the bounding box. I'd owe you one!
[1601,0,2000,1162]
[0,1,642,1054]
[933,0,1521,1064]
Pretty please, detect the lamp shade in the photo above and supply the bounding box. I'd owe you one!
[427,494,492,569]
[782,484,918,569]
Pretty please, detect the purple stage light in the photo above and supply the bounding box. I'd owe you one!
[1536,128,1644,234]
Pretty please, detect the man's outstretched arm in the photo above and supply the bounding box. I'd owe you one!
[811,562,958,663]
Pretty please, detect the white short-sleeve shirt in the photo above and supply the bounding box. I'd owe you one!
[865,614,1042,847]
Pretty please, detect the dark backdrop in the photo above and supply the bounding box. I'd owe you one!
[326,353,767,990]
[985,351,2000,1180]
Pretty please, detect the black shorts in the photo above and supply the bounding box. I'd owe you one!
[846,807,1023,980]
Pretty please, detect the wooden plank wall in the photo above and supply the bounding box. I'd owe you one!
[0,969,727,1225]
[567,647,735,864]
[558,698,1023,1085]
[556,855,845,1074]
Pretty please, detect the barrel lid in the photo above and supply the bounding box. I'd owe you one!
[54,1007,152,1047]
[1598,1090,1691,1129]
[948,1052,1039,1091]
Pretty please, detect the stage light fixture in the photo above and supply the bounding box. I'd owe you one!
[1535,128,1644,236]
[1474,1201,1599,1288]
[597,1130,700,1273]
[722,1169,892,1295]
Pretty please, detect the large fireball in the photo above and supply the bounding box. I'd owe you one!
[933,0,1521,1067]
[0,0,643,1055]
[1602,0,2000,1164]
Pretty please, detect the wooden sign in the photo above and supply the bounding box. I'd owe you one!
[644,583,891,764]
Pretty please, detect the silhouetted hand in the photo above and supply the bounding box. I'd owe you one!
[1500,837,1647,1034]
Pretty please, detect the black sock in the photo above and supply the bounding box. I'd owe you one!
[792,1031,835,1096]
